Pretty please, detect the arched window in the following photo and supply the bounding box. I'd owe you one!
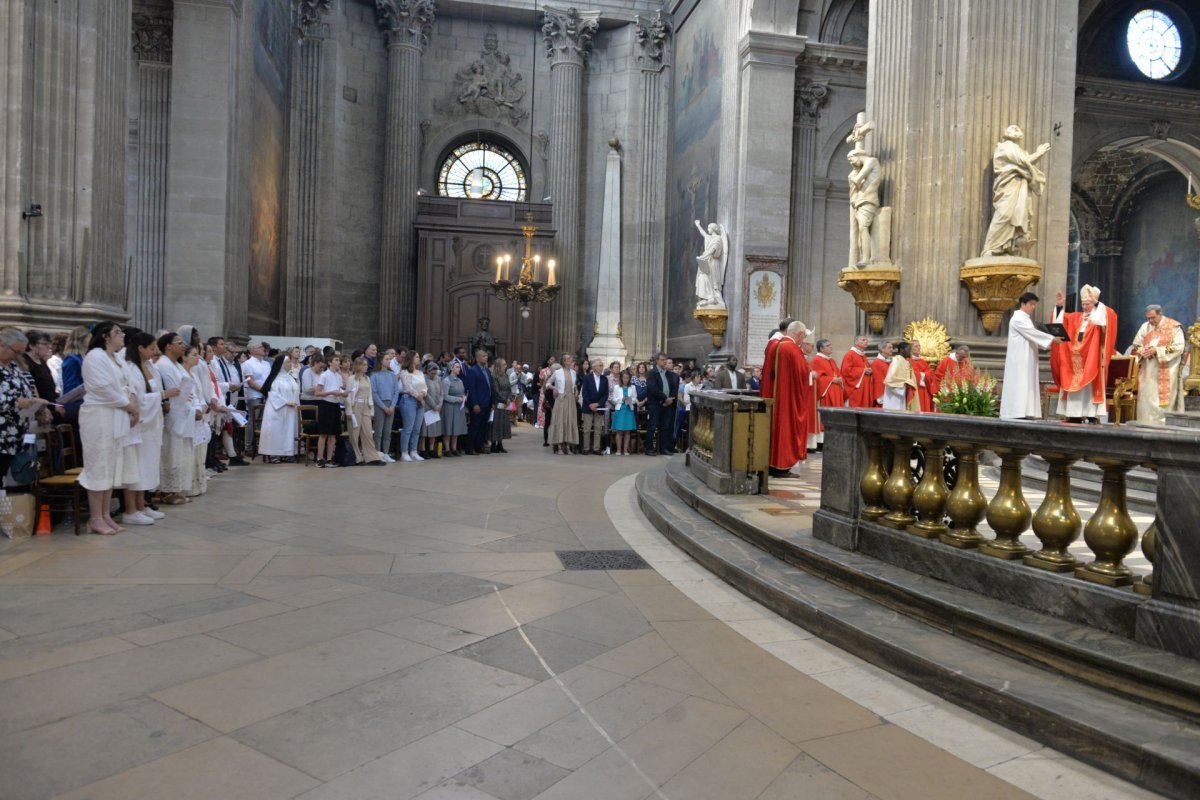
[437,141,527,202]
[1127,8,1183,79]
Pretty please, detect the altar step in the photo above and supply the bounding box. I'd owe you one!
[636,460,1200,800]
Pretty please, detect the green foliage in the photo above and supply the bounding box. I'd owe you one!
[934,366,999,417]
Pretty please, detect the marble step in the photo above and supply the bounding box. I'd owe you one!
[636,466,1200,800]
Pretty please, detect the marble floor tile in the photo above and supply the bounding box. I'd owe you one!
[374,616,487,652]
[0,552,148,580]
[453,747,570,800]
[526,592,653,648]
[618,584,713,621]
[145,590,262,623]
[985,747,1165,800]
[757,753,874,800]
[343,571,509,605]
[455,626,610,681]
[258,553,395,576]
[724,615,814,644]
[582,631,676,678]
[413,783,503,800]
[813,665,939,719]
[762,636,869,675]
[659,717,800,800]
[2,583,230,636]
[0,634,135,682]
[120,600,292,646]
[635,656,737,706]
[117,553,245,579]
[884,702,1040,768]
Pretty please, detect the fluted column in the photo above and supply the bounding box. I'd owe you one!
[543,6,598,356]
[285,1,331,336]
[627,11,672,362]
[866,0,1076,340]
[0,0,28,306]
[791,79,829,329]
[376,0,435,347]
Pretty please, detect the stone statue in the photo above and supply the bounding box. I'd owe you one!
[440,28,528,125]
[848,149,881,265]
[693,221,729,308]
[470,317,497,361]
[981,125,1051,257]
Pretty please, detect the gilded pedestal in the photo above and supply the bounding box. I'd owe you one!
[980,448,1032,559]
[960,257,1042,334]
[693,307,729,351]
[837,265,901,334]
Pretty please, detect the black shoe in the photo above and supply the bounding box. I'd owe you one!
[229,457,248,466]
[662,449,676,455]
[326,462,340,468]
[318,459,326,468]
[543,441,550,447]
[497,445,507,453]
[768,467,796,478]
[645,451,658,457]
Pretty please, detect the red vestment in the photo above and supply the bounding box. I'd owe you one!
[840,349,872,408]
[1050,306,1118,404]
[761,337,808,468]
[870,357,891,407]
[811,353,846,435]
[910,357,935,412]
[932,355,971,396]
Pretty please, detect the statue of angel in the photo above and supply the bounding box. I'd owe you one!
[694,220,729,308]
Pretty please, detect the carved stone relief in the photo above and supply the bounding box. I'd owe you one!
[132,8,173,63]
[434,28,528,125]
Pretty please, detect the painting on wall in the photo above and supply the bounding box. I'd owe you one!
[666,0,722,353]
[1119,173,1199,348]
[247,0,291,333]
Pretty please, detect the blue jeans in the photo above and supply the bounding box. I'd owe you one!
[399,395,421,454]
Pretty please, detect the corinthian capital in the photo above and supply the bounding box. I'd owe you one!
[635,11,672,72]
[294,0,331,36]
[542,6,599,67]
[375,0,437,50]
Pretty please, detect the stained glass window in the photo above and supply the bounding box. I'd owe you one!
[437,142,527,202]
[1127,9,1183,80]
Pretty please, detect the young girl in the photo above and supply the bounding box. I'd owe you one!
[609,370,637,456]
[314,355,347,467]
[346,356,386,465]
[397,351,427,462]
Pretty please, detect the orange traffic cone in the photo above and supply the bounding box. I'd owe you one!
[35,504,52,536]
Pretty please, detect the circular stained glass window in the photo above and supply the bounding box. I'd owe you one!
[437,142,527,202]
[1127,9,1183,79]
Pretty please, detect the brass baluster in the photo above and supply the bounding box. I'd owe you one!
[980,447,1032,559]
[910,439,948,538]
[881,435,916,529]
[1133,518,1157,596]
[860,433,889,520]
[1076,458,1139,587]
[941,442,986,548]
[1024,453,1081,572]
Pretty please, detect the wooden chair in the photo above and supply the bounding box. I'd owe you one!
[297,404,320,465]
[36,428,83,535]
[1107,355,1138,424]
[248,402,265,460]
[54,424,83,475]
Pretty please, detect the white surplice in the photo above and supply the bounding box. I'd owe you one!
[259,372,300,456]
[78,349,139,491]
[1000,308,1055,419]
[1132,318,1186,426]
[123,360,164,491]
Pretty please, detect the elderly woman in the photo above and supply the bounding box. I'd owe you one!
[0,328,53,480]
[490,358,513,453]
[77,323,141,534]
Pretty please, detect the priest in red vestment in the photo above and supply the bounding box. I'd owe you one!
[909,340,935,412]
[761,318,793,375]
[1050,286,1118,423]
[840,335,873,408]
[760,321,810,477]
[932,344,972,397]
[801,341,822,450]
[811,339,846,447]
[870,341,894,407]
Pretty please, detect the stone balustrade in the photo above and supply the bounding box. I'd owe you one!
[686,390,772,495]
[815,408,1200,659]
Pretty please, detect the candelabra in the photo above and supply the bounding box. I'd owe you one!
[491,214,561,318]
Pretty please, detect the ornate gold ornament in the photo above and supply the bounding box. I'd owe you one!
[1187,192,1200,211]
[837,265,901,334]
[1186,319,1200,394]
[960,257,1042,334]
[903,317,951,363]
[754,273,777,309]
[693,307,729,350]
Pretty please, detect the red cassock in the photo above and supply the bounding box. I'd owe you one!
[870,357,891,407]
[761,337,808,468]
[840,349,872,408]
[910,357,935,412]
[1050,307,1119,404]
[811,354,846,436]
[932,355,970,396]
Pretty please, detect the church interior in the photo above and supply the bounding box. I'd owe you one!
[2,1,1200,798]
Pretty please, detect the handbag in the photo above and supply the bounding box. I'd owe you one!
[8,443,38,486]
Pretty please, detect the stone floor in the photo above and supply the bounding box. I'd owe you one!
[0,429,1159,799]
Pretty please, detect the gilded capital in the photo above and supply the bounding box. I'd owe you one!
[542,6,599,68]
[375,0,437,50]
[635,11,672,72]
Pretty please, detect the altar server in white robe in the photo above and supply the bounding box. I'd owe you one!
[1132,304,1187,426]
[259,354,300,460]
[121,331,167,524]
[155,332,198,503]
[1000,292,1057,420]
[77,323,141,535]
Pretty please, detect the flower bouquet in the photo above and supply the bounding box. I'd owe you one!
[934,366,999,417]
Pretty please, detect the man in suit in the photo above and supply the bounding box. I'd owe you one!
[714,356,746,390]
[462,349,496,455]
[579,358,610,455]
[644,352,680,456]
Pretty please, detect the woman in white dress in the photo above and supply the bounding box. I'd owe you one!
[155,332,198,503]
[121,332,167,525]
[259,354,300,462]
[77,323,141,535]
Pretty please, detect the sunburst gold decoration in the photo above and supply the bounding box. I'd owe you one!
[904,317,951,363]
[754,273,776,308]
[1186,319,1200,394]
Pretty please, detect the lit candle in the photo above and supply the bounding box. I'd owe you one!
[496,257,502,283]
[548,259,556,286]
[533,254,541,282]
[504,254,512,280]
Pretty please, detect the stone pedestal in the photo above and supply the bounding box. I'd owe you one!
[686,390,771,495]
[960,257,1043,334]
[837,265,901,334]
[693,307,730,353]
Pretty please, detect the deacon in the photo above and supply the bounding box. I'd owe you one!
[1051,286,1118,424]
[1131,304,1186,426]
[1000,292,1056,420]
[811,339,846,449]
[909,340,935,412]
[841,335,874,408]
[801,340,821,451]
[933,344,971,396]
[882,341,920,411]
[760,320,810,477]
[870,341,894,407]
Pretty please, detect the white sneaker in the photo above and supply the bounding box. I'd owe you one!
[382,454,395,463]
[409,451,424,462]
[123,511,155,526]
[400,453,413,462]
[143,508,166,520]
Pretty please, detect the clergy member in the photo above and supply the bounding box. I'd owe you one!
[801,340,821,451]
[882,341,920,411]
[1051,286,1118,424]
[812,338,847,409]
[1131,303,1186,426]
[761,320,809,478]
[841,335,874,408]
[762,318,794,378]
[933,344,971,397]
[1000,292,1057,420]
[870,341,894,407]
[909,340,935,412]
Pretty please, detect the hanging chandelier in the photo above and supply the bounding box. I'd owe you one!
[491,212,561,318]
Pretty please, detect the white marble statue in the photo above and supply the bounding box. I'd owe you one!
[848,149,881,265]
[981,125,1051,257]
[694,220,729,308]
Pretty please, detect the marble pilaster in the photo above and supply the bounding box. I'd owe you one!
[375,0,435,347]
[542,5,598,356]
[789,78,829,330]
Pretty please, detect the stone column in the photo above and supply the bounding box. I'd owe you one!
[129,7,174,333]
[542,6,598,356]
[626,10,671,361]
[866,0,1077,346]
[285,0,332,336]
[790,78,829,329]
[0,0,28,308]
[375,0,436,347]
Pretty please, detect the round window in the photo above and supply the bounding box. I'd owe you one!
[1127,8,1183,79]
[437,142,527,202]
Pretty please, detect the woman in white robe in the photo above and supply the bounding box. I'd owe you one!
[155,332,198,503]
[259,354,300,461]
[77,323,141,535]
[121,332,167,524]
[182,346,210,496]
